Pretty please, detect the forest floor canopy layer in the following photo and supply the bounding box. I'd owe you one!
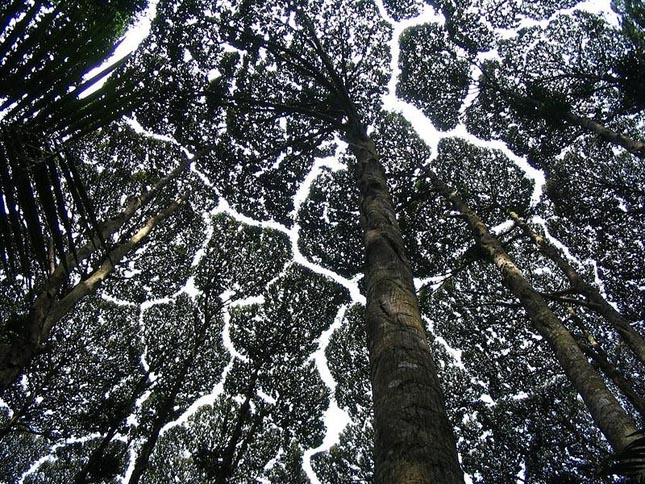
[1,0,644,482]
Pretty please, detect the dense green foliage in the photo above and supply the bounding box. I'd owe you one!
[1,0,644,482]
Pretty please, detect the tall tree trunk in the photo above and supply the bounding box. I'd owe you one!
[429,171,639,452]
[347,125,463,484]
[228,15,463,480]
[128,407,172,484]
[73,373,150,484]
[566,307,645,420]
[128,297,222,484]
[74,427,120,484]
[510,212,645,367]
[213,370,259,484]
[581,346,645,421]
[128,362,188,484]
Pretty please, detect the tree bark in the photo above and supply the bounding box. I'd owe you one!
[348,126,463,484]
[73,427,120,484]
[73,373,150,484]
[563,110,645,158]
[128,356,190,484]
[510,212,645,367]
[227,15,463,480]
[128,403,174,484]
[565,307,645,420]
[516,92,645,158]
[0,153,196,393]
[429,171,638,452]
[581,345,645,421]
[0,197,184,394]
[128,296,224,484]
[212,370,259,484]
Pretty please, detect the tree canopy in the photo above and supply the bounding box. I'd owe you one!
[1,0,644,482]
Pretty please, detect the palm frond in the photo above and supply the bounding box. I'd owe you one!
[600,430,645,481]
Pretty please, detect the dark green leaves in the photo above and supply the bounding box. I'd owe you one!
[398,24,469,131]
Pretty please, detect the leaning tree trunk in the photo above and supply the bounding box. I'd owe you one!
[0,156,194,393]
[562,110,645,159]
[347,124,463,484]
[129,296,224,484]
[0,198,184,394]
[501,85,645,158]
[128,359,189,484]
[429,171,638,452]
[73,373,150,484]
[510,212,645,367]
[579,343,645,420]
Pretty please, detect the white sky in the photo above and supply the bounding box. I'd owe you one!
[78,0,159,99]
[18,0,627,482]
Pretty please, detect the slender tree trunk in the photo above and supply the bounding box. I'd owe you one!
[128,363,188,484]
[214,370,259,484]
[128,409,171,484]
[0,154,195,393]
[129,298,222,484]
[562,110,645,158]
[0,198,184,393]
[510,212,645,367]
[568,306,645,418]
[73,427,120,484]
[565,308,645,420]
[499,78,645,157]
[45,199,184,329]
[581,345,645,420]
[347,125,463,484]
[429,171,638,452]
[73,373,150,484]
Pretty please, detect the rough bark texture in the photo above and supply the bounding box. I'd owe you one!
[580,343,645,420]
[430,172,638,452]
[510,212,645,367]
[348,128,463,484]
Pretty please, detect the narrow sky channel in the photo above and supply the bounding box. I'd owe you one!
[15,0,627,482]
